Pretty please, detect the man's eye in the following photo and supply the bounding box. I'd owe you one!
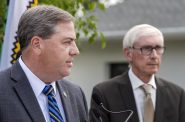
[142,46,152,50]
[64,41,72,44]
[155,46,162,50]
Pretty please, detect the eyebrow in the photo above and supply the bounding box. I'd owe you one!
[63,37,76,41]
[138,44,163,47]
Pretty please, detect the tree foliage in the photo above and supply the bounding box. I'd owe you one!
[39,0,106,48]
[0,0,7,51]
[0,0,106,49]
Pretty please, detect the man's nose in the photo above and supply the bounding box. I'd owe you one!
[150,49,158,57]
[70,42,80,56]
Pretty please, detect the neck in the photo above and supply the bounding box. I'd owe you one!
[132,69,153,83]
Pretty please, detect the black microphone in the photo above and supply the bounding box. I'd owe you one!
[92,94,133,122]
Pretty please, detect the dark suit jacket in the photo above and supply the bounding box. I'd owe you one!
[89,71,185,122]
[0,62,88,122]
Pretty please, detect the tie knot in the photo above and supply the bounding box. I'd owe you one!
[42,85,54,96]
[142,84,152,95]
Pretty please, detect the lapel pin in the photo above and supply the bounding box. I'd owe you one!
[63,91,67,98]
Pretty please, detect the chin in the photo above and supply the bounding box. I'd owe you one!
[148,70,158,75]
[62,70,71,77]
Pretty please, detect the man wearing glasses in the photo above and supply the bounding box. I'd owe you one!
[89,24,185,122]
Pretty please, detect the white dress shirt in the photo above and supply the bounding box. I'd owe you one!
[19,57,66,122]
[128,68,157,122]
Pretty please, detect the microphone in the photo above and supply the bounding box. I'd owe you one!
[92,94,133,122]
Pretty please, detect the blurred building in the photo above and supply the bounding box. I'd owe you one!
[66,0,185,107]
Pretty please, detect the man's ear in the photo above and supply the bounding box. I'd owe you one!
[123,48,132,62]
[30,36,43,54]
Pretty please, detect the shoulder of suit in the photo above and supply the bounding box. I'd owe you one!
[156,77,184,92]
[0,67,12,83]
[57,79,81,90]
[95,72,129,89]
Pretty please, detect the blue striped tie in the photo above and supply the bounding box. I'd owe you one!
[43,85,64,122]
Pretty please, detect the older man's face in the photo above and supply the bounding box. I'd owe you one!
[129,36,164,79]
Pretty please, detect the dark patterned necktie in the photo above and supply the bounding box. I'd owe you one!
[42,85,64,122]
[141,84,154,122]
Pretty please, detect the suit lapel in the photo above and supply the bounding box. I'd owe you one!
[11,62,45,122]
[118,73,167,122]
[118,73,139,122]
[56,81,75,122]
[154,78,166,122]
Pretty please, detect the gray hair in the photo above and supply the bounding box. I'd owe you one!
[17,5,74,50]
[123,24,164,49]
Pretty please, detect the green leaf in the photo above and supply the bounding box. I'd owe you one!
[98,3,106,10]
[100,32,106,48]
[88,36,94,44]
[88,2,96,11]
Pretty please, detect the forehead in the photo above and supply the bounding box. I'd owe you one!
[54,21,75,32]
[134,35,164,46]
[53,21,76,36]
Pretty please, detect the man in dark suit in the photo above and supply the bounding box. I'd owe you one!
[0,5,88,122]
[89,24,185,122]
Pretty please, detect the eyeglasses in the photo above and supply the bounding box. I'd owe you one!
[130,46,165,56]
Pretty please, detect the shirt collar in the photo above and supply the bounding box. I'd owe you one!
[18,57,57,97]
[128,68,157,90]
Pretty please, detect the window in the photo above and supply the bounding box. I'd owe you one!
[109,62,129,78]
